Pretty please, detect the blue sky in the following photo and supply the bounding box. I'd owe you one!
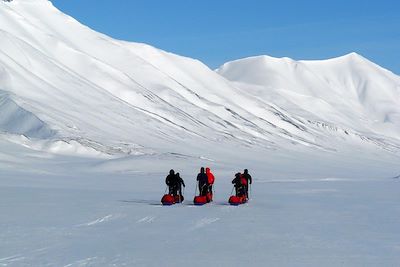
[51,0,400,74]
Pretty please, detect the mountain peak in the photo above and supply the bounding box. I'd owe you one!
[344,52,362,57]
[332,52,368,62]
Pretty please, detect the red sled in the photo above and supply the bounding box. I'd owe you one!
[193,195,208,205]
[229,195,247,206]
[194,192,213,205]
[206,192,213,202]
[161,194,184,205]
[161,194,175,205]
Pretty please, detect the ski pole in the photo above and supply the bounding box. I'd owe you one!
[194,183,198,197]
[164,186,168,195]
[230,186,234,196]
[181,186,185,204]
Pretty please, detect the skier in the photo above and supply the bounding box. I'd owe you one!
[205,167,215,195]
[196,167,208,196]
[176,172,186,199]
[232,172,245,197]
[242,169,252,198]
[165,169,178,195]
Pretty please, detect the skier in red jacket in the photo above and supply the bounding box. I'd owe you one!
[205,167,215,195]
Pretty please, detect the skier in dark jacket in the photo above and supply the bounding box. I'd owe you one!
[176,172,185,199]
[166,169,178,195]
[232,172,245,197]
[242,169,252,198]
[197,167,208,196]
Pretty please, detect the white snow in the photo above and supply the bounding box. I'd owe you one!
[0,0,400,266]
[216,53,400,140]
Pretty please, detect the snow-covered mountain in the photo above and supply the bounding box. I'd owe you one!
[0,0,399,164]
[217,54,400,140]
[0,0,314,158]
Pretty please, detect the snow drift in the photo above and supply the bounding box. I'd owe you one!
[0,90,54,138]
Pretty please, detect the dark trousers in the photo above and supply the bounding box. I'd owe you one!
[169,185,178,195]
[244,185,249,198]
[199,183,207,196]
[235,185,245,197]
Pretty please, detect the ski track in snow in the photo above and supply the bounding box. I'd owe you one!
[192,217,220,230]
[220,205,238,213]
[292,188,338,194]
[0,255,25,266]
[63,257,98,267]
[77,214,119,227]
[136,216,156,223]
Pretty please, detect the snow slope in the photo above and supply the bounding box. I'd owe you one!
[1,0,399,161]
[0,0,314,159]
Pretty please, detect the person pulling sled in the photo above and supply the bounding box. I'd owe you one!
[205,168,215,192]
[166,169,178,195]
[242,169,252,199]
[162,169,185,205]
[229,172,247,205]
[176,172,185,200]
[196,167,208,196]
[232,172,246,197]
[194,167,213,205]
[205,167,215,201]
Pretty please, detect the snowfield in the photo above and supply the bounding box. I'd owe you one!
[1,159,400,267]
[0,0,400,266]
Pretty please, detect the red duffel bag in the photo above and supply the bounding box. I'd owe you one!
[206,192,213,202]
[161,194,175,205]
[229,195,246,205]
[193,195,208,205]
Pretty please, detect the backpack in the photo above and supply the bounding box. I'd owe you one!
[240,175,247,186]
[208,173,215,184]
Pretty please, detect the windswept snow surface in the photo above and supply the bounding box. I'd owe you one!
[0,0,400,266]
[1,155,400,267]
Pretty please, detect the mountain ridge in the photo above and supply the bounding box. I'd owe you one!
[217,52,400,140]
[0,0,399,161]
